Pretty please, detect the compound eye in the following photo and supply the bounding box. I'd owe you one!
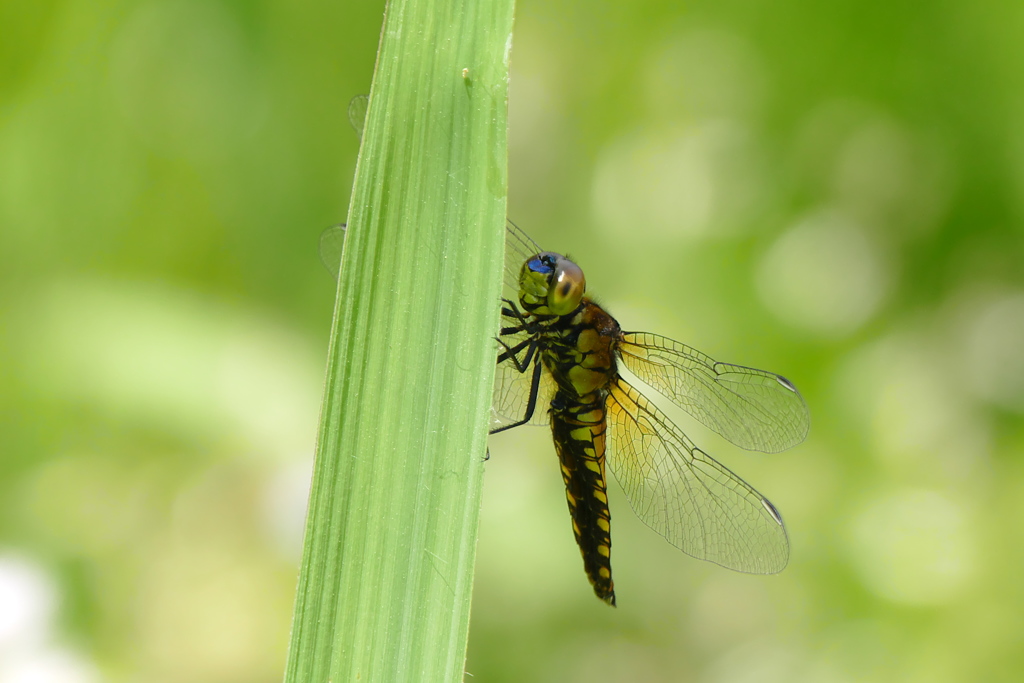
[548,257,585,315]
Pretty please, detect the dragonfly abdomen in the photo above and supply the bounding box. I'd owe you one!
[550,391,616,606]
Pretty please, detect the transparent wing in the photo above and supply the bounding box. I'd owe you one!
[348,94,368,141]
[319,224,346,281]
[490,220,551,429]
[503,219,541,295]
[617,332,809,453]
[490,329,556,429]
[606,378,789,573]
[316,96,367,282]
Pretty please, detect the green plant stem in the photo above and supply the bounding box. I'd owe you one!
[283,0,515,681]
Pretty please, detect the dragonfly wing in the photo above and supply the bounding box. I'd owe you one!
[318,95,369,280]
[617,332,809,453]
[606,378,789,573]
[491,325,556,430]
[503,219,542,296]
[490,220,552,429]
[319,224,347,281]
[348,94,368,141]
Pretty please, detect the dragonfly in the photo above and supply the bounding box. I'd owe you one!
[319,220,809,606]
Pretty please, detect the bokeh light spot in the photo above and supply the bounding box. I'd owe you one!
[592,121,764,243]
[847,489,973,605]
[0,649,100,683]
[0,554,56,650]
[14,278,321,455]
[836,331,991,478]
[793,101,954,241]
[642,28,765,121]
[961,291,1024,412]
[756,209,891,337]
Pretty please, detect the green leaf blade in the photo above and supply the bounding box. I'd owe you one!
[284,0,515,681]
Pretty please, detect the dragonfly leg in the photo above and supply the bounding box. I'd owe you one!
[499,323,529,336]
[490,359,544,435]
[500,299,536,328]
[497,336,538,373]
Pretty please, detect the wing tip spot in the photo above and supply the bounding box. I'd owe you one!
[761,498,785,526]
[776,375,798,392]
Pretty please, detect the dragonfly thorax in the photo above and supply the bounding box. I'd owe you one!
[518,251,586,316]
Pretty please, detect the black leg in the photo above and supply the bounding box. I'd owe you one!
[490,358,544,434]
[501,299,532,328]
[497,336,538,373]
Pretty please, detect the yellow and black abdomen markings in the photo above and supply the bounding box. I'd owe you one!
[550,392,616,606]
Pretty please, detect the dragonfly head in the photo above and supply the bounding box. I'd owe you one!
[519,251,586,316]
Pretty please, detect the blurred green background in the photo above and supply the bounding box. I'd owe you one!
[3,1,1024,681]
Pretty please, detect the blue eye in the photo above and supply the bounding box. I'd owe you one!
[528,255,555,275]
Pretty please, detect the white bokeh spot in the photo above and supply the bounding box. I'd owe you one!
[962,291,1024,412]
[756,209,891,337]
[847,489,974,605]
[592,121,764,243]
